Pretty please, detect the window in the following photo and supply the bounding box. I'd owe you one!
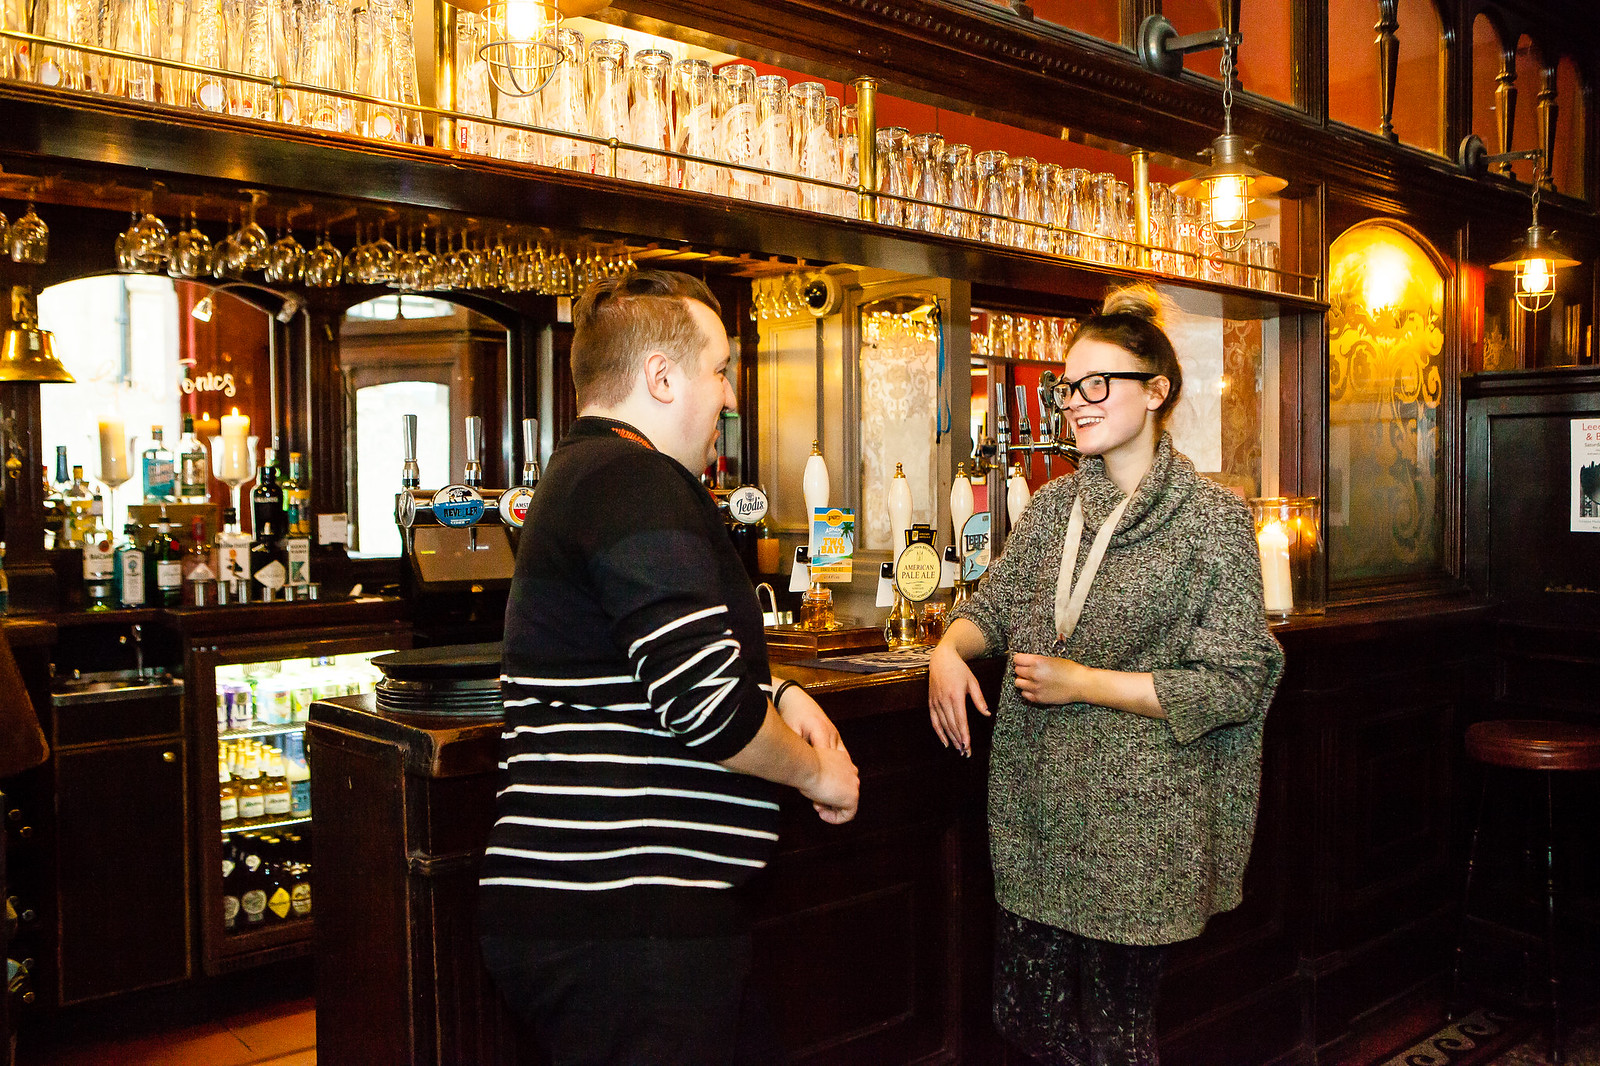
[1328,0,1384,133]
[1510,35,1541,185]
[1023,0,1121,45]
[1391,0,1445,154]
[352,381,451,558]
[1555,57,1586,199]
[1470,15,1506,156]
[1162,0,1296,107]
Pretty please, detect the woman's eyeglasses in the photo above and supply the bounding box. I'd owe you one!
[1052,372,1160,405]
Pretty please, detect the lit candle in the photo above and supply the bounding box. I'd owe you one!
[98,417,130,485]
[217,408,251,483]
[1257,518,1294,614]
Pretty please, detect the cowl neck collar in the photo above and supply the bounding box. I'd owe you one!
[1073,433,1199,546]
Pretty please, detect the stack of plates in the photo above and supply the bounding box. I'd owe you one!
[372,643,504,717]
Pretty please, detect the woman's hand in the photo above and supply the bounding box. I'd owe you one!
[1012,653,1087,706]
[929,641,989,756]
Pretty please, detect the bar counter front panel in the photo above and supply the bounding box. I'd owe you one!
[307,597,1489,1066]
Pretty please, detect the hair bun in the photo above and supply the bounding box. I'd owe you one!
[1100,283,1165,329]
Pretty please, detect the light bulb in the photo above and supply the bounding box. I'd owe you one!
[1520,258,1553,295]
[503,0,548,43]
[1207,173,1249,231]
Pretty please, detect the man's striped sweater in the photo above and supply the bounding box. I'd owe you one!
[480,416,780,940]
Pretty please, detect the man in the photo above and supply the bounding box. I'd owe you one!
[480,270,859,1065]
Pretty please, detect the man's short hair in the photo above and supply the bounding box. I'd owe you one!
[570,270,723,408]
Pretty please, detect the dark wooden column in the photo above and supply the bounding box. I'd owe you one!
[1538,62,1559,192]
[1496,45,1518,176]
[1376,0,1400,143]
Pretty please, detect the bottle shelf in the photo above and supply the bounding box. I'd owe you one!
[220,722,306,740]
[222,814,311,835]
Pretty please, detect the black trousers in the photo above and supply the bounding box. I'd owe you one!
[480,933,780,1066]
[992,908,1171,1066]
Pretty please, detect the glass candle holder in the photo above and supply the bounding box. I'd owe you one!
[1249,496,1324,618]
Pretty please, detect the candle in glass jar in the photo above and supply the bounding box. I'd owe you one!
[1257,518,1294,614]
[98,418,130,484]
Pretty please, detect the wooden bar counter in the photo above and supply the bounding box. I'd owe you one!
[307,596,1491,1066]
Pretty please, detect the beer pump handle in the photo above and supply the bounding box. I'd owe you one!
[464,415,484,487]
[520,418,540,487]
[401,414,420,489]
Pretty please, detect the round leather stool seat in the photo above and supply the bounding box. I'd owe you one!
[1464,720,1600,772]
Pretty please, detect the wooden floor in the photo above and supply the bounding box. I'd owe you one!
[23,997,315,1066]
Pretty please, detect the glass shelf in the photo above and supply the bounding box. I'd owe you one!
[220,722,306,740]
[222,814,312,835]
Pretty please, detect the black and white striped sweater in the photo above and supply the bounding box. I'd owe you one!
[480,417,780,940]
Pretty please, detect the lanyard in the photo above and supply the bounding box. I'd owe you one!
[1053,494,1131,642]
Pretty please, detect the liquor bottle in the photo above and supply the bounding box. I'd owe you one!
[215,508,251,593]
[141,425,176,502]
[263,749,292,819]
[177,416,210,503]
[182,516,216,605]
[251,450,284,540]
[62,465,95,549]
[222,842,241,932]
[287,862,311,919]
[281,452,311,537]
[148,519,184,607]
[235,749,266,824]
[113,524,147,608]
[44,447,69,547]
[53,444,69,493]
[220,756,238,826]
[82,511,114,610]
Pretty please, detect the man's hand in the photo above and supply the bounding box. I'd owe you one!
[929,641,989,756]
[777,687,845,751]
[801,743,859,825]
[1012,653,1086,706]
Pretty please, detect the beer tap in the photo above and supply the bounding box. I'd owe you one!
[1036,372,1059,480]
[1013,384,1034,480]
[396,413,537,549]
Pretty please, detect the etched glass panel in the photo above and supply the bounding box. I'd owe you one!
[1327,225,1445,582]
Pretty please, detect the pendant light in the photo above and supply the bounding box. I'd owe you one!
[1137,12,1286,253]
[1458,136,1581,314]
[479,0,611,98]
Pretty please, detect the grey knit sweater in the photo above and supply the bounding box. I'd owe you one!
[953,434,1284,946]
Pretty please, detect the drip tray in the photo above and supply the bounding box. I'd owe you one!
[372,643,504,717]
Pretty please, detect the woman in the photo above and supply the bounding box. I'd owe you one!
[929,285,1284,1064]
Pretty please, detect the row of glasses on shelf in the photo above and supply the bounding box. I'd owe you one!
[974,312,1082,363]
[452,20,862,216]
[12,0,423,140]
[0,202,49,263]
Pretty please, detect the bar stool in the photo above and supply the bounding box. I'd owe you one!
[1449,719,1600,1065]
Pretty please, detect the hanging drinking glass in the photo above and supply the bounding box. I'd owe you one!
[9,203,48,264]
[263,223,303,284]
[303,230,342,287]
[791,82,831,214]
[166,214,210,278]
[127,208,170,270]
[754,74,793,207]
[873,125,909,226]
[368,223,397,283]
[587,38,628,176]
[674,58,717,194]
[906,131,945,233]
[226,195,269,272]
[975,150,1010,246]
[718,64,759,201]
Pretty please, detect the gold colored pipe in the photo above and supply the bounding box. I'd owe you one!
[1132,149,1150,269]
[853,76,877,224]
[434,0,456,150]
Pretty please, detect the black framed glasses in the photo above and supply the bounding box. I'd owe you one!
[1052,371,1160,405]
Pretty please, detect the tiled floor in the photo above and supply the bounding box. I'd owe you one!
[22,996,314,1066]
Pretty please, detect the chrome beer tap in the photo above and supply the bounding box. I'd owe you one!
[396,413,538,549]
[1013,384,1035,480]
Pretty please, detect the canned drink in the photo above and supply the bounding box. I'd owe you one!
[226,685,255,730]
